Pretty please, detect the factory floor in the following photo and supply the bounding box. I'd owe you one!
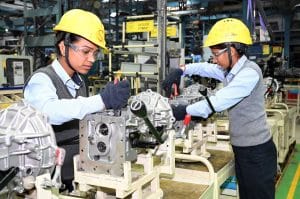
[276,144,300,199]
[275,117,300,199]
[221,117,300,199]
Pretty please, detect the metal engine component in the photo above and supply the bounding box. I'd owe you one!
[127,89,175,143]
[78,89,175,177]
[170,83,214,137]
[170,83,211,105]
[0,100,57,193]
[263,77,280,99]
[79,110,133,177]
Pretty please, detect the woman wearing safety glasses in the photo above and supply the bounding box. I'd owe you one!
[23,9,130,192]
[162,18,277,199]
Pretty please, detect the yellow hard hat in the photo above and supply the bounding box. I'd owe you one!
[53,9,106,49]
[204,18,252,47]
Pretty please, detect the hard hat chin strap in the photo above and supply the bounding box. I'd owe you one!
[226,43,232,73]
[64,33,77,73]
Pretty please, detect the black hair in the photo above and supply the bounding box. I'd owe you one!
[230,42,248,56]
[54,32,82,56]
[192,45,203,55]
[210,42,248,56]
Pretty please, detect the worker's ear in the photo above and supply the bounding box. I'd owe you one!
[58,41,66,56]
[230,46,236,56]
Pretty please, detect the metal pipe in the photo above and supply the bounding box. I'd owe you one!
[122,21,126,44]
[266,109,285,121]
[126,14,155,20]
[112,49,158,56]
[116,0,120,43]
[157,0,167,93]
[216,134,230,140]
[202,133,230,140]
[270,103,289,111]
[112,71,158,75]
[154,21,178,25]
[113,44,158,49]
[174,153,215,184]
[109,51,112,81]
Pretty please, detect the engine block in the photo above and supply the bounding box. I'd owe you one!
[78,89,174,177]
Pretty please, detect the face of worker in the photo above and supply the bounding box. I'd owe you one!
[210,47,231,70]
[59,37,99,75]
[211,47,237,69]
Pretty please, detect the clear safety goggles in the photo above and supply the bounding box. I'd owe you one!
[69,43,104,61]
[212,48,228,58]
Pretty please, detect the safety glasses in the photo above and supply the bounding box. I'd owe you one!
[69,44,103,61]
[212,48,228,58]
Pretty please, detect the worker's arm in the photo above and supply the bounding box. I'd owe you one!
[24,73,105,125]
[186,67,260,118]
[183,62,226,81]
[162,62,226,98]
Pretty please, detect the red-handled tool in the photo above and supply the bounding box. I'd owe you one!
[51,147,66,189]
[114,70,122,84]
[55,147,66,166]
[171,83,179,99]
[179,114,191,138]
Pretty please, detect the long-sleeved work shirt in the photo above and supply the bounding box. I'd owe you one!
[23,59,105,125]
[183,55,259,118]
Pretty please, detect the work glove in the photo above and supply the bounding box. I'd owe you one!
[100,80,130,109]
[162,68,183,98]
[171,104,187,121]
[171,104,205,121]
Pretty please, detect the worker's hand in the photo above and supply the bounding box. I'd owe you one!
[162,68,183,98]
[171,104,205,121]
[171,104,187,121]
[190,115,205,122]
[100,80,130,109]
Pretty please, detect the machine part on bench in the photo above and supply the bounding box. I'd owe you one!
[0,100,57,194]
[78,89,175,177]
[169,83,211,105]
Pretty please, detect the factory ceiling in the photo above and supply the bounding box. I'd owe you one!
[0,0,300,45]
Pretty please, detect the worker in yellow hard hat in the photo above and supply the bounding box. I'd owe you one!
[23,9,130,192]
[163,18,277,199]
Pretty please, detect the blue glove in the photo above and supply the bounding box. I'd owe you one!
[100,80,130,109]
[162,68,183,98]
